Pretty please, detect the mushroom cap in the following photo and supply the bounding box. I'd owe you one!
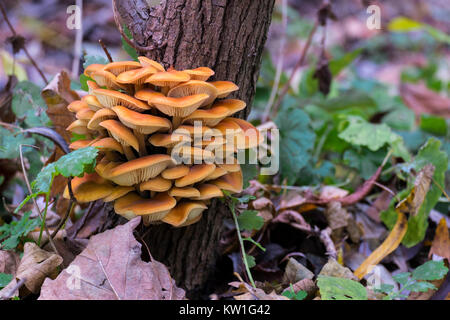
[114,192,176,222]
[116,66,158,85]
[183,67,215,81]
[90,137,124,154]
[168,186,200,198]
[112,105,172,134]
[209,81,239,98]
[139,176,172,192]
[181,105,229,127]
[226,118,262,149]
[99,120,139,152]
[174,125,216,138]
[69,139,92,150]
[168,80,218,107]
[91,70,127,90]
[93,89,150,112]
[218,161,241,172]
[148,132,192,148]
[138,56,165,72]
[75,108,95,121]
[67,100,89,113]
[66,120,90,135]
[161,165,190,180]
[86,80,100,94]
[84,64,104,77]
[63,173,113,202]
[95,158,120,179]
[146,94,209,117]
[134,88,165,102]
[193,183,224,200]
[103,186,134,202]
[175,163,216,187]
[108,154,174,186]
[171,146,216,164]
[81,94,103,111]
[145,70,190,87]
[103,61,141,76]
[162,201,207,227]
[214,118,244,149]
[204,166,227,181]
[213,99,246,116]
[87,108,117,130]
[210,170,243,193]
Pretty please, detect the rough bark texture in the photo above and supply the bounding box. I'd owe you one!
[116,0,274,297]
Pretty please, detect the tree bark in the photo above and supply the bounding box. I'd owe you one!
[116,0,274,297]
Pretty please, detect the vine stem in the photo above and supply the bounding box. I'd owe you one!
[228,199,256,289]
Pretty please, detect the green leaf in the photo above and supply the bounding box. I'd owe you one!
[0,211,41,250]
[83,55,108,69]
[245,254,256,268]
[275,99,316,184]
[0,273,13,288]
[402,138,448,246]
[392,272,411,285]
[121,25,139,61]
[343,148,385,180]
[329,49,362,76]
[79,74,93,92]
[420,114,447,136]
[407,281,436,293]
[31,147,98,195]
[412,260,448,281]
[12,81,50,128]
[237,210,264,231]
[338,116,410,161]
[317,276,368,300]
[283,286,307,300]
[0,127,35,159]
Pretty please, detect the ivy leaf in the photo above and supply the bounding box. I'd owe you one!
[407,281,437,293]
[412,260,448,281]
[0,127,35,159]
[276,100,315,184]
[0,273,13,289]
[237,210,264,231]
[12,81,50,127]
[317,276,368,300]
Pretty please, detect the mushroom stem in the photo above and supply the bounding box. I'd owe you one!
[122,145,136,161]
[133,129,147,156]
[172,116,182,129]
[161,86,169,95]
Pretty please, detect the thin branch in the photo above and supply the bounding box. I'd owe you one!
[99,39,113,63]
[0,2,48,84]
[0,278,26,300]
[19,145,59,255]
[269,20,318,120]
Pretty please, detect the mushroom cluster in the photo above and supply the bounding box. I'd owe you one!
[64,56,261,227]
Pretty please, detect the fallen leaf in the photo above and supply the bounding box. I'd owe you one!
[320,186,349,201]
[282,278,316,299]
[366,190,393,222]
[400,82,450,118]
[324,201,349,230]
[0,250,20,275]
[16,242,63,294]
[272,210,312,233]
[429,218,450,261]
[278,191,306,211]
[229,280,288,300]
[283,258,314,284]
[319,258,358,281]
[39,217,185,300]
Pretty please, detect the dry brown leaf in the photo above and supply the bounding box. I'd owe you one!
[319,258,358,281]
[320,186,349,201]
[272,210,312,233]
[16,242,63,294]
[229,281,288,300]
[429,218,450,261]
[278,191,306,211]
[282,278,316,299]
[400,82,450,118]
[0,250,20,275]
[324,201,349,230]
[39,217,185,300]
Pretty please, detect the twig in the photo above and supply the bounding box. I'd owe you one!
[99,39,113,63]
[262,0,287,122]
[19,145,59,255]
[0,278,26,300]
[227,198,256,289]
[319,227,337,260]
[373,182,396,197]
[41,178,75,248]
[71,0,83,78]
[269,20,318,120]
[0,2,48,84]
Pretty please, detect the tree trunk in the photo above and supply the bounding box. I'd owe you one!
[115,0,274,297]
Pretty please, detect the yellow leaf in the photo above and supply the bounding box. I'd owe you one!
[0,50,28,81]
[429,218,450,261]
